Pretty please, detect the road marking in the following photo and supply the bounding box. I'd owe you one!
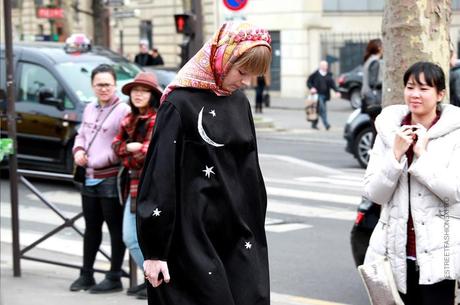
[267,187,361,206]
[268,200,355,221]
[266,223,312,232]
[26,190,81,207]
[260,154,344,175]
[265,177,362,192]
[271,292,351,305]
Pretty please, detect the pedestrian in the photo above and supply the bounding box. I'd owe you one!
[112,72,163,299]
[134,40,154,67]
[70,64,130,293]
[254,74,266,113]
[449,51,460,107]
[306,60,340,130]
[150,48,164,66]
[363,61,460,305]
[137,22,272,305]
[361,38,384,127]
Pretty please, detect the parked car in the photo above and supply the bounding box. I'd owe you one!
[343,108,374,168]
[0,37,174,174]
[337,65,363,109]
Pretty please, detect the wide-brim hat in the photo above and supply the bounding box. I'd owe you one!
[122,72,163,98]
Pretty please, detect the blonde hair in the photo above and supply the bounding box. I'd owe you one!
[234,45,272,75]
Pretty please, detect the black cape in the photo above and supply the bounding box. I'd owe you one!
[137,88,270,305]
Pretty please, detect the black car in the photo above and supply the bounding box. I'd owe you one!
[343,109,374,168]
[337,65,363,109]
[0,39,174,174]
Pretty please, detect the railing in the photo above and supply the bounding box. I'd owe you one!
[9,169,138,288]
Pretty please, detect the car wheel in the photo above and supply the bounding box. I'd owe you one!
[350,88,362,109]
[354,127,373,168]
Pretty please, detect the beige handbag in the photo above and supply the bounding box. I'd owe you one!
[358,256,404,305]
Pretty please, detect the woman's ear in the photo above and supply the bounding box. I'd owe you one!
[437,89,446,102]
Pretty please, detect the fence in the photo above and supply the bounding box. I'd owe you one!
[320,32,381,76]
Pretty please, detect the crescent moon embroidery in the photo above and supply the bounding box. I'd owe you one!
[198,107,225,147]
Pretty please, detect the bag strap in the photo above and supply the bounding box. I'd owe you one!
[86,102,121,151]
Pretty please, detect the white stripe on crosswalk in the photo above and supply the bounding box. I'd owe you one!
[267,200,355,221]
[260,154,344,175]
[271,292,351,305]
[266,223,312,232]
[265,177,362,192]
[266,187,361,205]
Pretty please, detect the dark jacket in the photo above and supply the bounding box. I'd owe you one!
[137,88,270,305]
[134,53,154,66]
[449,65,460,107]
[306,70,338,101]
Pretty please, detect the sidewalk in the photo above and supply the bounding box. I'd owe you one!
[0,243,349,305]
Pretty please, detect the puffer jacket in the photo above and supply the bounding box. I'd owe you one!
[363,104,460,294]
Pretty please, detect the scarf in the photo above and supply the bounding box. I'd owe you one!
[161,22,272,103]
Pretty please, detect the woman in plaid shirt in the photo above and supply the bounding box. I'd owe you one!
[112,72,163,299]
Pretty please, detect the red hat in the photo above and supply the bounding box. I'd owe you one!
[122,72,163,98]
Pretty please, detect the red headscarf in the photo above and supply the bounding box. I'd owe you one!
[161,22,271,103]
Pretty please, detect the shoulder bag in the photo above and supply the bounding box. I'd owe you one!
[357,219,404,305]
[73,102,121,183]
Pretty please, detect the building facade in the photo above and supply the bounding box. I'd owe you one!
[3,0,460,97]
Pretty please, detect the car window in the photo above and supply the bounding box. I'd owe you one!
[18,62,74,109]
[55,61,141,104]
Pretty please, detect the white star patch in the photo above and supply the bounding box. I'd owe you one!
[202,165,215,179]
[244,241,252,249]
[209,110,216,117]
[173,140,176,144]
[152,208,161,217]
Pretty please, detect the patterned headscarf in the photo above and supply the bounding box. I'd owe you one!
[160,22,271,103]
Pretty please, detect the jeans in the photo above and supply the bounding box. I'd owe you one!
[123,197,144,270]
[80,178,125,279]
[312,94,330,129]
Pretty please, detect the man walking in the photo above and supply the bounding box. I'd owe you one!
[307,60,340,130]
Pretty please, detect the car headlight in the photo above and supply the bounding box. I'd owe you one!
[346,108,361,124]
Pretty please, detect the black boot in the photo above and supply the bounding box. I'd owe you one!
[69,274,95,291]
[135,287,147,299]
[89,278,123,294]
[127,282,147,296]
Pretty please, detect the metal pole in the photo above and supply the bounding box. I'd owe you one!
[119,29,124,55]
[189,0,204,57]
[3,0,21,277]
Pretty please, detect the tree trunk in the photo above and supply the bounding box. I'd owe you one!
[382,0,451,106]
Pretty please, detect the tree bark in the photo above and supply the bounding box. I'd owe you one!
[382,0,451,106]
[92,0,108,47]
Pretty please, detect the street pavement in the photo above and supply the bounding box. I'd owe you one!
[0,93,361,305]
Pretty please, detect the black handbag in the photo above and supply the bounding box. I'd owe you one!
[362,89,382,117]
[73,165,86,183]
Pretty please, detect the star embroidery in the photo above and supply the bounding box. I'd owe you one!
[209,110,216,117]
[202,165,215,178]
[152,208,161,217]
[244,242,252,249]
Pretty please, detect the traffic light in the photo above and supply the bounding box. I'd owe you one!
[174,14,195,36]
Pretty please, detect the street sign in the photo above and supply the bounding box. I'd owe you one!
[112,9,138,19]
[223,0,248,11]
[105,0,125,7]
[36,7,64,19]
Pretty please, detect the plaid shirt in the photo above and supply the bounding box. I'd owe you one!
[113,109,156,203]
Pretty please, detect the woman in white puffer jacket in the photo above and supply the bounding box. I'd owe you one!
[363,61,460,305]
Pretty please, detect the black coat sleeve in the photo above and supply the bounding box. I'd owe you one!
[136,101,182,260]
[306,72,315,89]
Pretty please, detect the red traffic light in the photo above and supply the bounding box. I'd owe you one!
[174,14,194,35]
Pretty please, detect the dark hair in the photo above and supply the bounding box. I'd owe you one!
[363,39,382,62]
[403,61,446,93]
[91,64,117,82]
[128,91,160,115]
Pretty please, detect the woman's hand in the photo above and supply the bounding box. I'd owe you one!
[413,124,428,157]
[393,125,416,161]
[74,150,88,166]
[127,142,143,153]
[144,260,170,288]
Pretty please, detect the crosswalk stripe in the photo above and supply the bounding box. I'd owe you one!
[265,178,362,192]
[266,187,361,205]
[271,292,351,305]
[260,154,344,175]
[267,200,355,221]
